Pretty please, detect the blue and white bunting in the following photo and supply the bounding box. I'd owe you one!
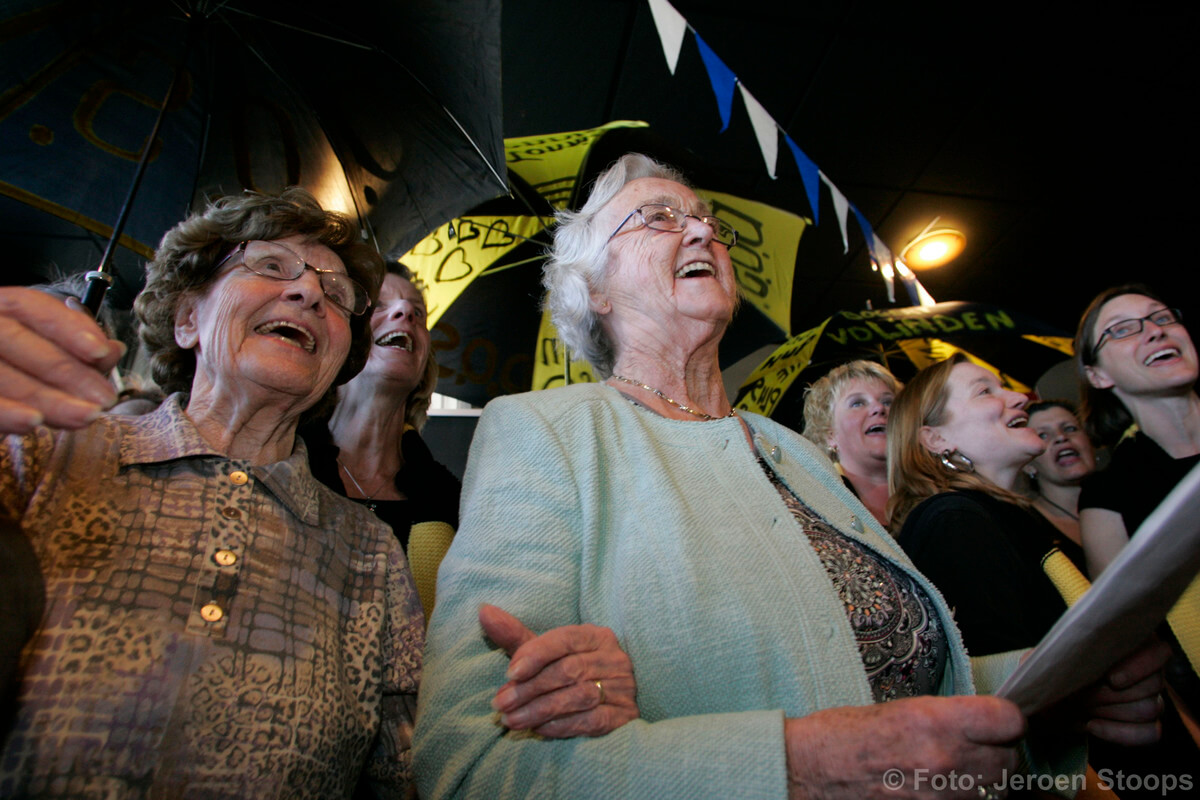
[648,0,688,75]
[695,34,738,131]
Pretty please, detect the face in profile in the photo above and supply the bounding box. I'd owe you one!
[922,362,1044,472]
[1027,406,1095,487]
[829,377,894,472]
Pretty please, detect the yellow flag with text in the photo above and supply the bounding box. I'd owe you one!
[506,121,649,208]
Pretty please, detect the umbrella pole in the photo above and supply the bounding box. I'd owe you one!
[81,25,195,318]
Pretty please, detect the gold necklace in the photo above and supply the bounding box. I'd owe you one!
[610,375,735,421]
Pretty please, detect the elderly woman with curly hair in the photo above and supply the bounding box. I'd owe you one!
[802,359,902,526]
[0,188,633,797]
[413,154,1166,800]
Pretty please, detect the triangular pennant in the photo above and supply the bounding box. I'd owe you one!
[694,34,738,132]
[785,136,821,224]
[647,0,688,75]
[872,232,896,304]
[738,84,778,178]
[852,206,875,256]
[821,172,850,254]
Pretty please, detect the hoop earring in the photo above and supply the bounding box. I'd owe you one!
[940,448,975,474]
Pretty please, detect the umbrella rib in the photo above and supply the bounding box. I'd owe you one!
[216,7,509,194]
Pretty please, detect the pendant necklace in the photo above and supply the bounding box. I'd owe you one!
[1038,494,1079,521]
[338,459,386,513]
[610,375,735,421]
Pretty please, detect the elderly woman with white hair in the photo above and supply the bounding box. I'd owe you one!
[413,154,1166,800]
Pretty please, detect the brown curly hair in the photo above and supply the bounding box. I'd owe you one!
[134,188,384,418]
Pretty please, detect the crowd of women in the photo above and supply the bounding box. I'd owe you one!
[0,153,1195,799]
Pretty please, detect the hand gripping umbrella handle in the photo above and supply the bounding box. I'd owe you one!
[81,271,114,318]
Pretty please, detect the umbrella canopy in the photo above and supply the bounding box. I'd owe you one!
[734,301,1075,432]
[1,0,506,308]
[401,121,811,406]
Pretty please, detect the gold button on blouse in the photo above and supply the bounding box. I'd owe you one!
[229,470,249,485]
[221,507,241,519]
[213,549,238,567]
[200,603,224,622]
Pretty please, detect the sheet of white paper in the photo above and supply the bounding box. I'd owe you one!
[996,460,1200,714]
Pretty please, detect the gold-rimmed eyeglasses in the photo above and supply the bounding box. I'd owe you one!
[216,240,371,316]
[607,204,738,248]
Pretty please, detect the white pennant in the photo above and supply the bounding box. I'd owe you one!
[820,171,850,253]
[647,0,688,75]
[738,84,778,178]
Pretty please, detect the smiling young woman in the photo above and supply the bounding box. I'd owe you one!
[886,354,1079,656]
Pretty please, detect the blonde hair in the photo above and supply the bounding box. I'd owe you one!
[887,354,1029,530]
[802,360,902,458]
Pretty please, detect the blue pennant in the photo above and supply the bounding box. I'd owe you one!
[785,136,821,225]
[694,34,738,132]
[852,207,876,259]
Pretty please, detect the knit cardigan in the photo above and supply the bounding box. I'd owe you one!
[414,384,1069,799]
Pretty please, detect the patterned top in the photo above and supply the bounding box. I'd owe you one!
[0,395,424,799]
[760,459,946,702]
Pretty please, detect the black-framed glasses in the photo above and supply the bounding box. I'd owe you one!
[1092,307,1183,359]
[607,203,738,248]
[216,240,371,316]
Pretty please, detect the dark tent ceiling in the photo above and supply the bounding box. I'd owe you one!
[500,1,1198,339]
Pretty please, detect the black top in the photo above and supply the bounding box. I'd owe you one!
[1078,430,1200,535]
[299,422,460,552]
[898,490,1073,656]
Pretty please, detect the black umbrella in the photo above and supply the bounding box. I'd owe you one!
[1,0,506,310]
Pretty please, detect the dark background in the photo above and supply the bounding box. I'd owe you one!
[499,1,1197,337]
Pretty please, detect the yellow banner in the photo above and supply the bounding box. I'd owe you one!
[400,215,551,325]
[531,308,598,391]
[1022,334,1075,356]
[703,189,805,336]
[506,121,649,209]
[735,319,831,416]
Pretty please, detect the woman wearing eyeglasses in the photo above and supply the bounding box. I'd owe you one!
[1074,286,1198,576]
[413,155,1167,800]
[1074,285,1200,760]
[0,189,637,795]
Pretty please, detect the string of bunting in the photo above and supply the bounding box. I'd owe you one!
[646,0,933,305]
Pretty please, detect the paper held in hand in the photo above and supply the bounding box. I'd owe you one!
[997,460,1200,715]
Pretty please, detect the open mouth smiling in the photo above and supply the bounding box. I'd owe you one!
[1144,347,1180,366]
[1054,447,1080,464]
[865,423,886,435]
[255,320,316,353]
[674,262,715,279]
[375,331,414,352]
[1006,414,1029,429]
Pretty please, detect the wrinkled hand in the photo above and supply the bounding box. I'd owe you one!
[0,288,123,433]
[1048,638,1170,746]
[785,695,1024,799]
[480,603,639,738]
